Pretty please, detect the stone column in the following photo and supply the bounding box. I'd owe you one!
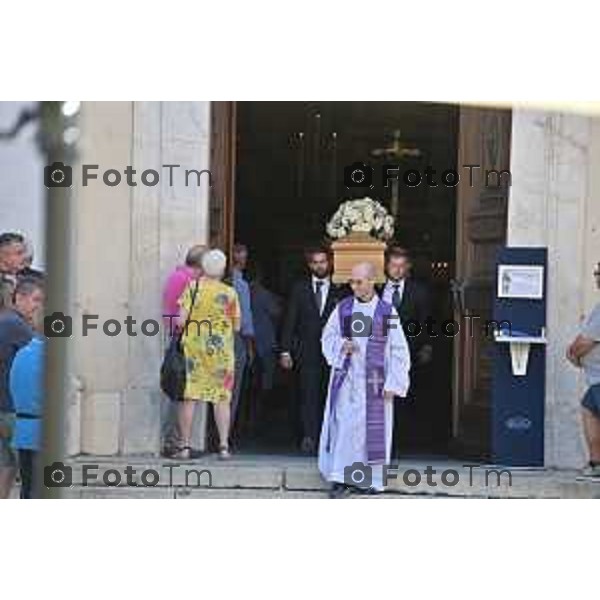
[508,109,600,468]
[72,101,211,456]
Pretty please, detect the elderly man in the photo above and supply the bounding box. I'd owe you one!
[567,263,600,479]
[318,262,411,497]
[0,232,27,299]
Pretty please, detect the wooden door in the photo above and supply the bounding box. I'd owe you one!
[209,101,236,256]
[452,106,512,459]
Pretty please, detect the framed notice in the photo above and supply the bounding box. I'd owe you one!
[497,264,544,299]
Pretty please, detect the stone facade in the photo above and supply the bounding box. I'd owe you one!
[68,101,211,456]
[508,110,600,468]
[56,102,600,468]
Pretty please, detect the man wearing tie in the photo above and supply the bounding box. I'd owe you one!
[280,246,347,454]
[379,246,432,454]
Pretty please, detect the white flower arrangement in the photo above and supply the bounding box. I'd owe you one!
[326,197,395,241]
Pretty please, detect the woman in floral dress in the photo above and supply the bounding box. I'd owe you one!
[176,249,240,459]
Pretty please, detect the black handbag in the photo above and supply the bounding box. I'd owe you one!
[160,278,200,401]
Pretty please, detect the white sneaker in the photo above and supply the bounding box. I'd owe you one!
[577,464,600,481]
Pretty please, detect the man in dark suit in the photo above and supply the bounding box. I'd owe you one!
[280,246,347,454]
[378,246,433,454]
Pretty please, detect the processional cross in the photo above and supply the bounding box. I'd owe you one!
[370,129,422,220]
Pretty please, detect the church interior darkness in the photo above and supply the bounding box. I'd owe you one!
[234,101,459,456]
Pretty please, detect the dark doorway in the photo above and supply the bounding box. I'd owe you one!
[233,101,458,456]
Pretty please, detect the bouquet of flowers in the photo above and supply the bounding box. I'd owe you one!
[326,197,395,241]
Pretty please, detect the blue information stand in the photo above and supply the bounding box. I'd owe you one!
[491,247,547,466]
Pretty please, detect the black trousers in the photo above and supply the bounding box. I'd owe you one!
[393,358,435,456]
[18,449,37,499]
[298,359,330,442]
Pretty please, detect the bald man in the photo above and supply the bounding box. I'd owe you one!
[318,262,411,496]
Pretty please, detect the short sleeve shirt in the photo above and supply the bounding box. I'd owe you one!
[580,303,600,386]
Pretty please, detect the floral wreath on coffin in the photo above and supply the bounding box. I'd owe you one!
[326,197,395,241]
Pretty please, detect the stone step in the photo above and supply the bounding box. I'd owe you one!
[30,455,598,499]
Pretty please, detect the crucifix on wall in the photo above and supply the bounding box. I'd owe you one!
[371,129,421,219]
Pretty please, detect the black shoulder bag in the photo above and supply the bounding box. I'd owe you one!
[160,278,200,401]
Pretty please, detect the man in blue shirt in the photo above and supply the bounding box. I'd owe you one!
[0,276,42,498]
[230,244,255,436]
[10,336,44,499]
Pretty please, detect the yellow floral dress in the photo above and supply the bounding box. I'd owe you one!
[178,278,241,403]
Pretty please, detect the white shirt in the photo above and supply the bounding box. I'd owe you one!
[382,278,405,307]
[312,276,330,315]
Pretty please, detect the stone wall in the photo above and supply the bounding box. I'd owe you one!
[68,101,211,456]
[508,110,600,468]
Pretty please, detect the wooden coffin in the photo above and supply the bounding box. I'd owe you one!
[330,232,387,283]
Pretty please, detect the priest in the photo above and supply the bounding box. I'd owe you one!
[318,261,411,496]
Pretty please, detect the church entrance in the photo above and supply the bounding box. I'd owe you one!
[209,101,511,460]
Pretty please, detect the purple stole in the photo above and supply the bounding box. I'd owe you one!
[327,295,392,464]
